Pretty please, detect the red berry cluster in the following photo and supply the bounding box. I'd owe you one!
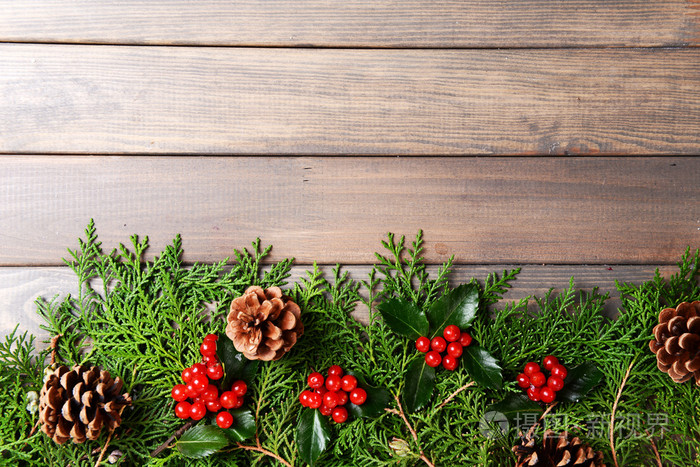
[516,355,567,404]
[415,325,472,371]
[170,334,249,429]
[299,365,367,424]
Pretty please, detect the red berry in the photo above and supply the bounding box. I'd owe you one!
[319,404,333,416]
[325,375,341,392]
[191,363,207,376]
[516,373,530,389]
[442,354,458,371]
[231,380,248,397]
[206,398,222,412]
[547,376,565,392]
[185,383,199,399]
[171,384,188,402]
[204,333,219,342]
[216,411,233,429]
[425,351,442,368]
[327,365,343,377]
[443,325,461,342]
[315,386,328,396]
[446,342,463,358]
[349,388,367,405]
[182,367,194,383]
[527,386,541,402]
[220,391,237,409]
[340,375,357,392]
[207,363,224,381]
[530,372,546,388]
[201,384,219,402]
[459,332,473,347]
[331,406,348,423]
[308,372,324,389]
[200,340,217,357]
[540,386,556,404]
[415,336,430,353]
[308,392,322,409]
[202,354,218,364]
[191,375,209,392]
[174,401,191,419]
[230,396,244,409]
[430,336,447,353]
[190,401,206,420]
[335,390,349,406]
[551,364,568,380]
[323,392,339,409]
[542,355,559,371]
[299,390,312,407]
[523,362,540,377]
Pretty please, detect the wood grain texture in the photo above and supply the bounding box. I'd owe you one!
[0,264,678,343]
[1,156,697,266]
[1,1,699,47]
[1,45,699,155]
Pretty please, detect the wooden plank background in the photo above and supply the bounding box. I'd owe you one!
[1,1,699,342]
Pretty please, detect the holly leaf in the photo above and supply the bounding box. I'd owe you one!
[176,425,229,459]
[345,374,390,419]
[557,362,604,403]
[461,346,502,389]
[220,409,256,443]
[426,283,479,338]
[216,332,259,389]
[296,409,331,465]
[486,393,542,423]
[402,358,436,413]
[377,298,429,339]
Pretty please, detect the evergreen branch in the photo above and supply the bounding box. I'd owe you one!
[610,357,636,467]
[436,382,475,410]
[235,439,293,467]
[385,394,434,467]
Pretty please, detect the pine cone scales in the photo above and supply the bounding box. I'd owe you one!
[513,430,605,467]
[39,365,131,444]
[226,286,303,361]
[649,301,700,385]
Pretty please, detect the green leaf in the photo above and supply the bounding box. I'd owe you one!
[216,332,259,389]
[345,374,391,419]
[461,346,502,390]
[426,283,479,338]
[402,358,436,413]
[296,408,331,465]
[486,393,542,423]
[220,409,256,442]
[377,298,429,339]
[557,362,604,403]
[176,425,229,459]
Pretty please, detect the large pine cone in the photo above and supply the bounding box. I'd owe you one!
[513,430,605,467]
[226,286,303,361]
[39,365,131,444]
[649,301,700,385]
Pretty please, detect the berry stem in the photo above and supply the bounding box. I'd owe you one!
[436,381,475,410]
[610,357,636,467]
[384,394,435,467]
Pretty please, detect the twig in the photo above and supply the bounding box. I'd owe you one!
[385,394,435,467]
[525,402,558,440]
[645,430,662,467]
[50,334,63,365]
[437,381,475,409]
[235,439,293,467]
[28,420,40,437]
[94,430,117,467]
[150,421,194,457]
[610,358,636,467]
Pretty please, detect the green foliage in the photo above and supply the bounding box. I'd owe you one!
[0,224,697,466]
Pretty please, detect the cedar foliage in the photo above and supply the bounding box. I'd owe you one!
[0,223,697,465]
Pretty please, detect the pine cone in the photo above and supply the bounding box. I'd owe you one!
[649,301,700,385]
[39,365,131,444]
[513,430,606,466]
[226,286,303,361]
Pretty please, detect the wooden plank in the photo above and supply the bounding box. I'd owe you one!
[1,45,699,155]
[1,1,698,48]
[0,264,678,344]
[1,156,697,266]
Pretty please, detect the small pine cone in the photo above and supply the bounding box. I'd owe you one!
[513,430,606,467]
[39,365,131,444]
[649,301,700,385]
[226,286,303,361]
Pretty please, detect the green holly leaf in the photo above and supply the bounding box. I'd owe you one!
[176,425,229,459]
[557,362,604,403]
[220,409,256,442]
[377,298,429,339]
[216,332,259,389]
[486,393,542,423]
[426,283,479,338]
[345,374,390,419]
[402,358,436,413]
[296,408,331,465]
[461,346,502,389]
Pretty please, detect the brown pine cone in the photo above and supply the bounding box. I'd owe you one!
[226,285,303,361]
[649,301,700,385]
[513,430,606,466]
[39,365,131,444]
